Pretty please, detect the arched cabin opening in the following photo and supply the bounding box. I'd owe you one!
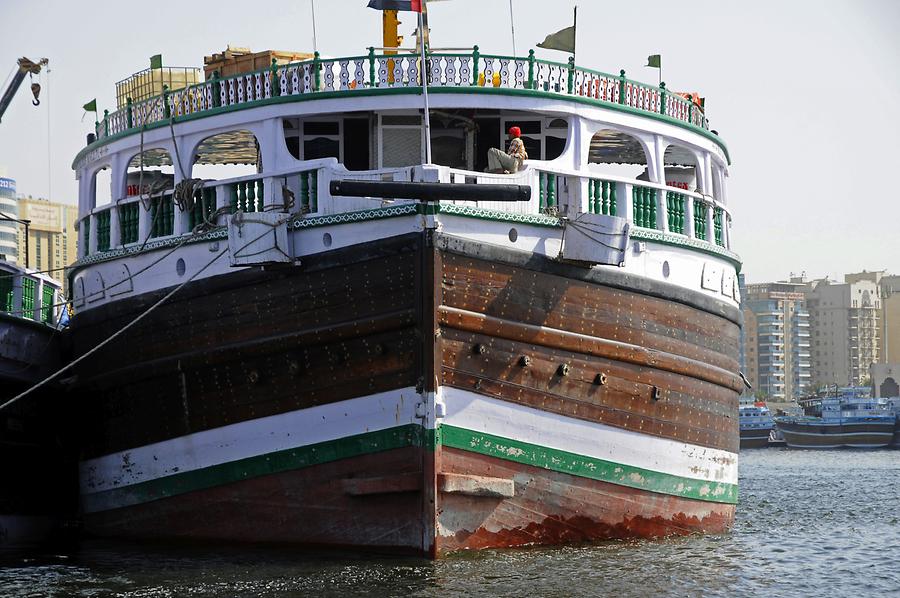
[587,128,650,180]
[125,149,175,198]
[191,130,260,181]
[662,143,702,194]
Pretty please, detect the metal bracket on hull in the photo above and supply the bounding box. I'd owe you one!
[227,212,292,266]
[558,213,630,267]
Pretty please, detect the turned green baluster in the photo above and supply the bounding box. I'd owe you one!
[471,46,480,86]
[527,49,535,90]
[547,173,556,210]
[271,58,280,97]
[649,188,657,229]
[538,172,545,211]
[246,181,256,212]
[313,51,321,91]
[618,70,626,105]
[309,171,318,212]
[567,56,575,94]
[126,97,133,129]
[659,81,667,116]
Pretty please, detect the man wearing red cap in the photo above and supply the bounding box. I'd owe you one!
[487,126,529,173]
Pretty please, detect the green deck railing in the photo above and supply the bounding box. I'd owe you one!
[588,179,617,216]
[632,185,657,229]
[120,202,140,245]
[96,210,111,252]
[666,190,686,234]
[89,48,713,151]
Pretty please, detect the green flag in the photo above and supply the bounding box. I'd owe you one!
[83,98,97,112]
[149,54,163,69]
[646,54,661,68]
[537,25,575,54]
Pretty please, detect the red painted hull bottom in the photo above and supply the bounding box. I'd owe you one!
[437,448,733,553]
[84,447,734,557]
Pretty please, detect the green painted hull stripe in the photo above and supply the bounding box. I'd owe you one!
[441,425,738,504]
[73,86,729,169]
[83,422,736,513]
[82,424,434,513]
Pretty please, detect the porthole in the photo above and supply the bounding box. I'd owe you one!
[508,228,518,243]
[323,232,333,247]
[176,258,186,276]
[662,260,670,279]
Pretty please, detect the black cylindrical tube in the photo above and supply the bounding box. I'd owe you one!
[329,180,531,203]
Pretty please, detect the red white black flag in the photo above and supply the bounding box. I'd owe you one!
[367,0,423,12]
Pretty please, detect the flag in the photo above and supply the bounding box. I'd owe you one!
[646,54,661,68]
[367,0,423,11]
[150,54,163,69]
[537,25,575,54]
[82,99,97,112]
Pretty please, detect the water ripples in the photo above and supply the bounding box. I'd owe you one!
[1,449,898,597]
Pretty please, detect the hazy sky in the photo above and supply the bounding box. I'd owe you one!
[1,0,898,283]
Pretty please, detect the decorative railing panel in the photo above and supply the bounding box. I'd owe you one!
[714,207,724,246]
[188,187,217,230]
[41,284,54,324]
[694,199,708,240]
[21,277,35,320]
[229,179,264,213]
[632,185,658,229]
[666,190,686,234]
[96,210,111,251]
[93,48,713,142]
[150,196,175,238]
[537,171,558,213]
[120,202,140,245]
[587,179,617,216]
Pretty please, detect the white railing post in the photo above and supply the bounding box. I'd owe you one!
[138,201,152,243]
[658,187,669,233]
[706,200,715,243]
[89,214,99,254]
[215,185,229,225]
[577,176,589,215]
[623,183,634,223]
[686,196,696,239]
[109,204,121,247]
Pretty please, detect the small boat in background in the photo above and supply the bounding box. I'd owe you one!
[776,389,895,449]
[739,398,774,449]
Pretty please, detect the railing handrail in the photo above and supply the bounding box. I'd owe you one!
[89,47,716,149]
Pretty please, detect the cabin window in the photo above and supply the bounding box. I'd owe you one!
[380,114,422,168]
[501,117,570,163]
[303,121,340,160]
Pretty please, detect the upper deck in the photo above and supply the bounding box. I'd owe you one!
[75,48,727,168]
[69,45,740,313]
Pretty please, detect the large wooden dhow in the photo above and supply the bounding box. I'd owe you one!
[67,34,742,556]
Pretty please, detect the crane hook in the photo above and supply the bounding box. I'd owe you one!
[31,82,41,106]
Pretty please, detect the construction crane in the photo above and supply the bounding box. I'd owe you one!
[0,57,49,123]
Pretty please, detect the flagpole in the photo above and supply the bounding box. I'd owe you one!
[418,7,432,164]
[310,0,318,53]
[572,5,577,66]
[509,0,517,56]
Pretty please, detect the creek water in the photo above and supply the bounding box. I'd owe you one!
[2,448,898,597]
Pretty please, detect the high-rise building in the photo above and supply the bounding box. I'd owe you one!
[0,176,17,263]
[881,275,900,364]
[15,196,79,292]
[740,278,812,400]
[807,276,881,387]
